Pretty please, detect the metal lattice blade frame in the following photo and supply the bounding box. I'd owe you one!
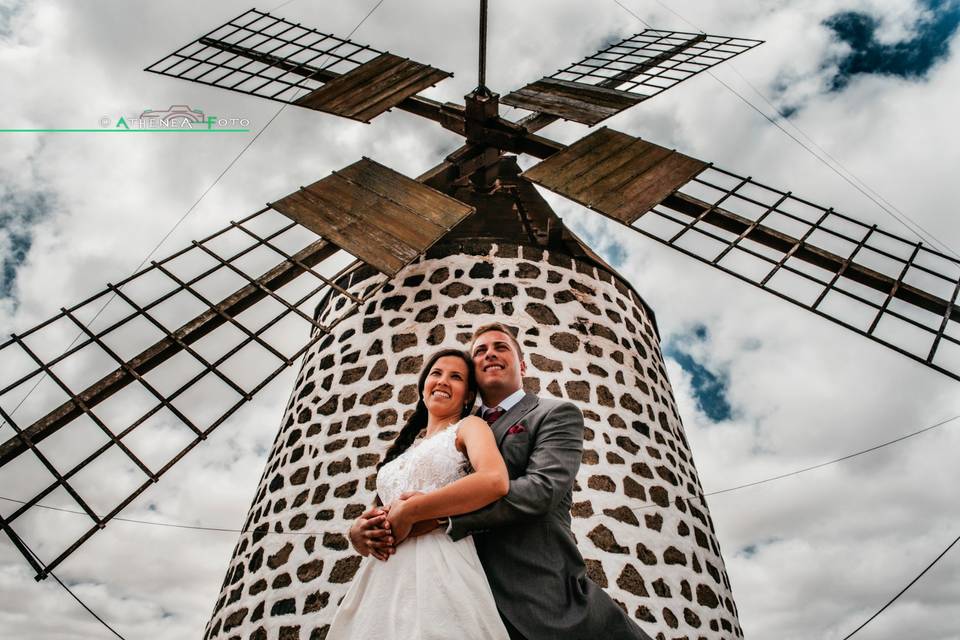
[0,207,390,579]
[502,30,762,125]
[144,8,451,123]
[523,128,960,381]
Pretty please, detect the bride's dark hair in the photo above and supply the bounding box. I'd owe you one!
[378,348,477,471]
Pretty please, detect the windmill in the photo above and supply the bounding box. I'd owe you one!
[1,4,958,640]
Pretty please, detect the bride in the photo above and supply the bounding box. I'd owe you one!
[327,348,512,639]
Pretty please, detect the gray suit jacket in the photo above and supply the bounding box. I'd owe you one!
[449,393,651,640]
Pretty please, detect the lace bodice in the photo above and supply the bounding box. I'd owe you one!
[377,421,472,506]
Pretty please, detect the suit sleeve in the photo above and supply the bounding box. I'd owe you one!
[448,401,583,541]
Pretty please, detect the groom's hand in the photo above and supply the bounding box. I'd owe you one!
[348,506,394,561]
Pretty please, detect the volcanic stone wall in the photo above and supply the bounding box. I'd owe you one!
[204,241,742,640]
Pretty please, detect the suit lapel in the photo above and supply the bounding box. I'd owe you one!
[491,392,539,447]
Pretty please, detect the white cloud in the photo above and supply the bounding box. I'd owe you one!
[1,0,959,638]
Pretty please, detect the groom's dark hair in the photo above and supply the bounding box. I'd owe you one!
[377,348,478,472]
[470,322,523,360]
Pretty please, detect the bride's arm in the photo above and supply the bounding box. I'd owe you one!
[386,417,508,542]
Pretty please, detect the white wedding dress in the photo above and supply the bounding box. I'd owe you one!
[326,420,510,640]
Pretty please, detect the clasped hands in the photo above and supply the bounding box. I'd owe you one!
[348,491,441,561]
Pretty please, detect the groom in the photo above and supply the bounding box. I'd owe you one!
[350,322,652,640]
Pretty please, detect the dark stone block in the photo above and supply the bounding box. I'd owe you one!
[415,305,438,322]
[248,548,263,572]
[311,484,329,505]
[343,504,365,520]
[333,480,358,498]
[635,605,656,623]
[279,626,300,640]
[272,573,292,588]
[427,324,445,345]
[493,283,517,298]
[656,465,678,486]
[269,474,284,492]
[360,384,394,406]
[603,505,639,526]
[564,380,590,402]
[290,466,309,485]
[582,449,599,464]
[297,559,324,583]
[324,439,347,453]
[367,339,383,355]
[329,556,362,583]
[391,333,417,353]
[587,524,628,554]
[546,380,562,397]
[645,513,663,531]
[429,267,449,284]
[515,262,540,279]
[469,262,494,279]
[652,577,671,598]
[662,607,678,629]
[340,367,367,385]
[398,384,419,404]
[440,282,473,298]
[636,542,658,566]
[606,451,624,464]
[303,590,330,614]
[396,355,423,374]
[617,436,640,455]
[414,289,431,302]
[525,302,558,325]
[271,598,297,617]
[571,501,594,518]
[697,584,720,608]
[358,453,381,468]
[649,485,669,507]
[310,625,330,640]
[530,354,562,372]
[377,409,398,426]
[322,533,348,551]
[623,477,646,500]
[616,564,649,597]
[464,299,495,314]
[222,607,248,632]
[267,543,294,570]
[587,475,615,492]
[550,332,580,353]
[664,546,687,566]
[381,295,407,311]
[584,558,607,587]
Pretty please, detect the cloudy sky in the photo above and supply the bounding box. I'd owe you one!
[1,0,959,638]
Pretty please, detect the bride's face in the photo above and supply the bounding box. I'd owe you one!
[422,356,472,417]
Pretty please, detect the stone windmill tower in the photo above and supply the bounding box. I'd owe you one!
[2,5,959,640]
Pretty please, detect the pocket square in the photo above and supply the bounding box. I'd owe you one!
[506,423,526,435]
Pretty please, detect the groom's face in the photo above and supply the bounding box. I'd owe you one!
[471,330,525,397]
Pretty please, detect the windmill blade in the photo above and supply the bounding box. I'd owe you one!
[144,8,451,123]
[523,127,960,381]
[0,160,473,579]
[502,30,761,126]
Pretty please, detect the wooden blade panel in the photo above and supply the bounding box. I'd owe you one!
[294,53,450,122]
[503,30,762,125]
[523,127,708,224]
[144,9,449,123]
[270,158,474,276]
[555,152,960,381]
[0,207,390,578]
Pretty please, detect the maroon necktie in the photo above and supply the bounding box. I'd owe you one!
[483,407,504,425]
